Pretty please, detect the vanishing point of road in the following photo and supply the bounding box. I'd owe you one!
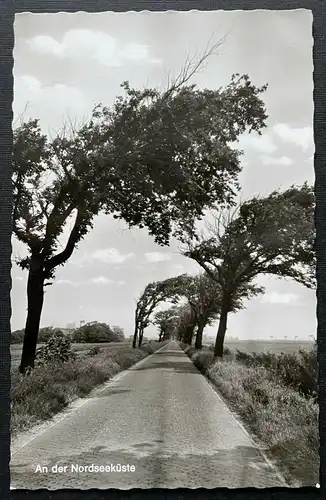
[11,341,286,489]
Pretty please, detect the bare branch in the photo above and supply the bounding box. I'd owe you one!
[162,33,227,98]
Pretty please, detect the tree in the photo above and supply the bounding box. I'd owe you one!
[11,329,25,344]
[178,273,223,349]
[153,306,180,341]
[111,325,125,342]
[37,326,65,342]
[184,184,315,357]
[14,55,268,372]
[71,322,115,343]
[133,276,187,347]
[176,303,198,345]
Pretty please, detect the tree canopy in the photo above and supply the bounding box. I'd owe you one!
[153,306,181,342]
[13,73,268,279]
[71,322,123,343]
[133,275,187,347]
[184,183,315,356]
[13,62,268,372]
[175,272,223,348]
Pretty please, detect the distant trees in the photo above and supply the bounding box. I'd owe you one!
[11,326,63,344]
[184,184,315,357]
[71,322,123,343]
[12,323,124,345]
[176,304,198,345]
[133,276,187,347]
[177,273,223,349]
[11,329,25,344]
[111,325,125,342]
[153,306,180,342]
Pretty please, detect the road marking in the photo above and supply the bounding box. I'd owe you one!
[11,342,170,457]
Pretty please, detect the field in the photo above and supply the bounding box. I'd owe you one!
[10,341,132,370]
[205,339,314,354]
[11,339,314,370]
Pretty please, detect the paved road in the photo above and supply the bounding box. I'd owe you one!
[11,341,286,489]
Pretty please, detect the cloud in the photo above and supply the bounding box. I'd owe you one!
[261,292,299,304]
[90,276,115,285]
[14,74,87,127]
[56,279,79,286]
[260,155,293,166]
[272,123,313,151]
[73,248,134,266]
[120,43,161,64]
[92,248,134,264]
[27,30,161,67]
[144,252,173,263]
[90,276,126,286]
[237,133,277,154]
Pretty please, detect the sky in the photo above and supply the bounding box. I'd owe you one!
[12,9,315,340]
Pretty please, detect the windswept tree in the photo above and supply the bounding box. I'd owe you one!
[184,183,315,357]
[13,46,268,373]
[176,303,198,345]
[133,276,187,347]
[178,273,223,349]
[153,306,180,342]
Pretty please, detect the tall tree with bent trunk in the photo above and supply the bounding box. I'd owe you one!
[184,184,315,357]
[13,53,268,372]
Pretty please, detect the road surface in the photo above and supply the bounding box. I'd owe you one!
[11,341,286,489]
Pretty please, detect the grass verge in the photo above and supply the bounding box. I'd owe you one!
[11,341,166,436]
[180,342,319,487]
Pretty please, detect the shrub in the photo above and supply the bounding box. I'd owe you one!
[87,346,101,357]
[207,359,319,486]
[235,346,317,399]
[208,344,231,356]
[38,326,67,343]
[141,340,165,354]
[111,349,144,370]
[35,331,76,366]
[11,329,25,344]
[192,351,214,373]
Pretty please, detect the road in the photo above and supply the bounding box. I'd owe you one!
[11,341,286,489]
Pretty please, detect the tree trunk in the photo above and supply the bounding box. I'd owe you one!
[183,324,195,345]
[132,321,138,348]
[19,266,45,374]
[195,320,205,349]
[138,327,144,347]
[162,328,169,341]
[214,297,229,358]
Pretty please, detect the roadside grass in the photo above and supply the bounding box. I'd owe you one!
[180,342,319,487]
[10,341,130,370]
[11,341,166,436]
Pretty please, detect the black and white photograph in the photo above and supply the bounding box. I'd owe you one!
[10,9,317,490]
